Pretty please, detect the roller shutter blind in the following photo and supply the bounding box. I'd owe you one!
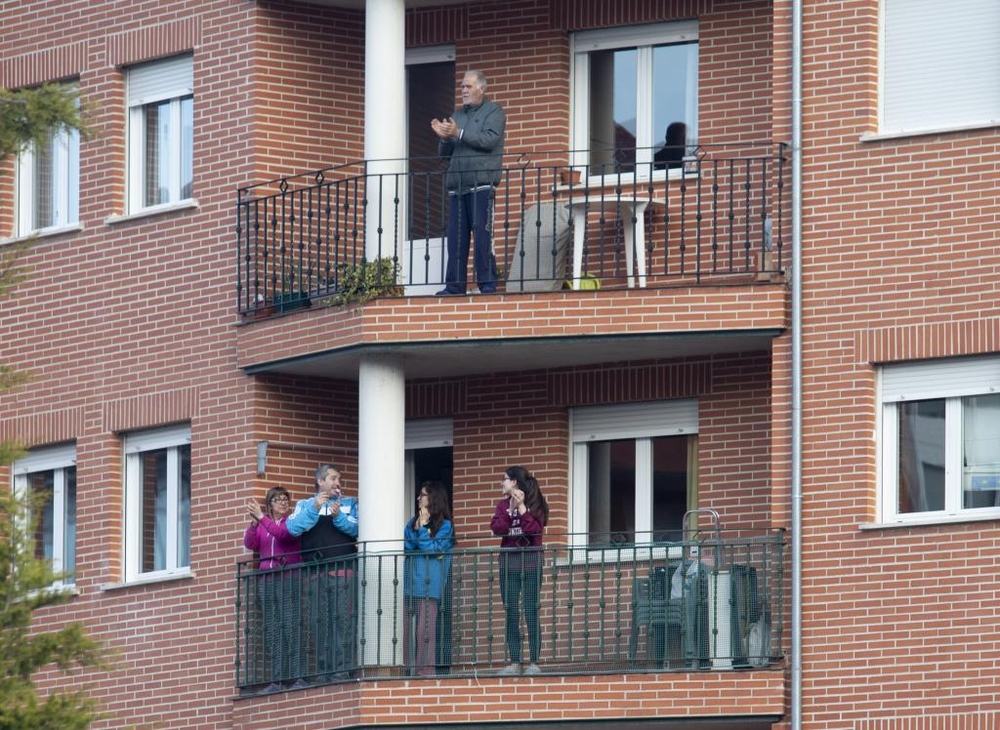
[571,399,698,441]
[127,54,193,106]
[880,355,1000,402]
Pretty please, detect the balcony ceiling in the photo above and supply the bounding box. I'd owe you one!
[282,0,468,9]
[242,330,779,380]
[385,719,782,730]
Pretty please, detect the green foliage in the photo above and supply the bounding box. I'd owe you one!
[0,84,85,163]
[0,82,102,729]
[0,491,107,730]
[0,239,32,301]
[329,256,403,305]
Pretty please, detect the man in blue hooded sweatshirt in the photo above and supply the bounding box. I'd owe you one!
[286,463,359,682]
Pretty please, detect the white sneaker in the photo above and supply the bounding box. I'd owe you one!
[524,663,542,676]
[497,663,521,676]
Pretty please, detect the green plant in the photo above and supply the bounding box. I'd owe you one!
[329,257,403,305]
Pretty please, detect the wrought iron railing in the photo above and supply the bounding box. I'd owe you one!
[235,531,785,694]
[235,144,789,316]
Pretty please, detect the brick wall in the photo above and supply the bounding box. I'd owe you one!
[793,0,1000,727]
[6,0,996,728]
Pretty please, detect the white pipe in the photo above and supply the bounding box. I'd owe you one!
[791,0,804,727]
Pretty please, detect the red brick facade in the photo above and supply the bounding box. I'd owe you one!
[1,0,998,729]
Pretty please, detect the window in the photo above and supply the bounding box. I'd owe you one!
[572,22,698,176]
[880,0,1000,134]
[12,444,77,585]
[15,84,80,236]
[126,55,194,213]
[878,356,1000,523]
[124,424,191,581]
[571,400,698,547]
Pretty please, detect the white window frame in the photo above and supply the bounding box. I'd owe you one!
[123,423,192,582]
[126,54,194,214]
[12,443,77,586]
[879,0,1000,135]
[877,355,1000,525]
[570,21,699,180]
[15,84,80,237]
[569,399,698,559]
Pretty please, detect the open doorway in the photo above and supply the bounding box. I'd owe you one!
[404,417,454,674]
[404,48,455,294]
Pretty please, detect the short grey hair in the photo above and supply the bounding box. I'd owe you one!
[315,463,340,488]
[465,69,487,91]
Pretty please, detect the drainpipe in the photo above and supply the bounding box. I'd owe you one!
[790,0,803,728]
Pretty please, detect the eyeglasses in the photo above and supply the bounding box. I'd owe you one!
[270,496,290,504]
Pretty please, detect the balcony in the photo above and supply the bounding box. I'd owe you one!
[236,144,789,318]
[235,530,785,694]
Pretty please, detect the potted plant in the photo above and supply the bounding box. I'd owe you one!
[327,257,403,305]
[273,263,311,312]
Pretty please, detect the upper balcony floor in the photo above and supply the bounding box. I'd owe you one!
[235,143,790,379]
[228,0,792,376]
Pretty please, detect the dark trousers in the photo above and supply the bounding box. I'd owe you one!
[499,558,542,664]
[306,567,356,677]
[257,571,302,683]
[443,187,496,293]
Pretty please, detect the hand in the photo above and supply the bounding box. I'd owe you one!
[246,499,263,522]
[418,505,430,527]
[314,491,330,510]
[431,117,458,139]
[509,489,524,510]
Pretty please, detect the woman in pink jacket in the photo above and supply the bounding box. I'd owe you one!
[244,486,303,692]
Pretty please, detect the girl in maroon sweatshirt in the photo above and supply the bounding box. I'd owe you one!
[490,465,549,676]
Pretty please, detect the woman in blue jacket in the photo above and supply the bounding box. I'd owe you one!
[404,480,455,676]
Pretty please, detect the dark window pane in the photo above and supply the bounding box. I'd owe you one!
[178,445,191,568]
[140,450,166,572]
[587,439,635,543]
[651,42,698,152]
[180,96,193,200]
[29,470,55,561]
[589,48,637,173]
[65,466,76,581]
[897,399,945,513]
[651,436,689,541]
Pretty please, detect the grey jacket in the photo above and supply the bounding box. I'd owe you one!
[439,98,506,192]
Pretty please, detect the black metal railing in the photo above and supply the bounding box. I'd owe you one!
[235,530,785,694]
[235,144,789,316]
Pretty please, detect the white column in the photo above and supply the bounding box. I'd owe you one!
[358,355,406,545]
[357,354,406,667]
[364,0,407,263]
